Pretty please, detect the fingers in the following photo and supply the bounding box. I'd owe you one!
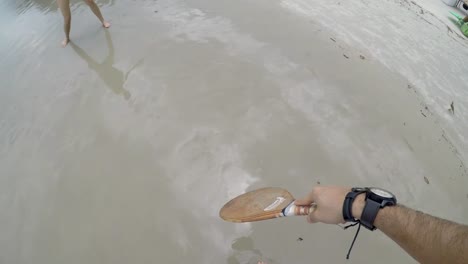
[307,209,319,223]
[297,187,320,224]
[297,186,320,223]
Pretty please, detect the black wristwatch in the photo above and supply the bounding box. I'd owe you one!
[360,187,397,230]
[341,188,396,259]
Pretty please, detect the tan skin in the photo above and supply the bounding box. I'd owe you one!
[57,0,111,47]
[291,186,468,264]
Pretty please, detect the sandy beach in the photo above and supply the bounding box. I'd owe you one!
[1,0,467,263]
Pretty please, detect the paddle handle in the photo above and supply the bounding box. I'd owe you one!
[283,203,317,217]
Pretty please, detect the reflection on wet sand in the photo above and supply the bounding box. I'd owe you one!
[16,0,116,14]
[15,0,58,14]
[228,236,264,264]
[70,31,136,100]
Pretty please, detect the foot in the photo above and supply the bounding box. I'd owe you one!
[102,21,111,28]
[61,38,70,47]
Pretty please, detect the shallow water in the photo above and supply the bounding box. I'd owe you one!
[1,0,467,263]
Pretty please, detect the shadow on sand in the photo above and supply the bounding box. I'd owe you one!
[70,30,143,100]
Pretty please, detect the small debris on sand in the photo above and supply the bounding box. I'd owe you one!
[403,122,406,126]
[154,10,158,13]
[297,237,303,241]
[424,176,429,184]
[330,37,336,42]
[359,55,365,60]
[420,110,427,117]
[317,180,321,185]
[448,101,454,114]
[343,54,349,59]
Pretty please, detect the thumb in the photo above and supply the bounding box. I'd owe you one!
[295,198,313,206]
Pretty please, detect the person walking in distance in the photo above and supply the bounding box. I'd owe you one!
[57,0,111,47]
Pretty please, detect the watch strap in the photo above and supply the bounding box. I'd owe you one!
[342,189,366,222]
[360,199,381,230]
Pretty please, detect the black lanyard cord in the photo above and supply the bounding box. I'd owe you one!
[344,221,362,259]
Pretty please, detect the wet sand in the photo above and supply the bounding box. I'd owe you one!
[1,0,467,263]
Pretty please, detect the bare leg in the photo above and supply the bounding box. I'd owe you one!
[57,0,71,47]
[83,0,111,28]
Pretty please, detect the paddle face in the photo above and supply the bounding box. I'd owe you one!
[220,187,295,223]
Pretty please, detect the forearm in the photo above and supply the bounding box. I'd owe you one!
[353,195,468,263]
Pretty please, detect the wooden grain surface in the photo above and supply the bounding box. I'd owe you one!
[219,187,294,222]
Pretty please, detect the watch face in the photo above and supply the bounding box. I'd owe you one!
[370,188,394,198]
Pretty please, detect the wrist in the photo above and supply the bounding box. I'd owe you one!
[352,193,366,220]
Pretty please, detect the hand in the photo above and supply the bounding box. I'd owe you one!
[295,186,352,224]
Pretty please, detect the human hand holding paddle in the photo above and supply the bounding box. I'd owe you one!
[221,185,468,262]
[219,186,355,224]
[294,186,357,224]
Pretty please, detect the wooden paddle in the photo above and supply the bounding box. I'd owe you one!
[219,187,316,223]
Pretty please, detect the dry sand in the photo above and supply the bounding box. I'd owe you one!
[0,0,467,263]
